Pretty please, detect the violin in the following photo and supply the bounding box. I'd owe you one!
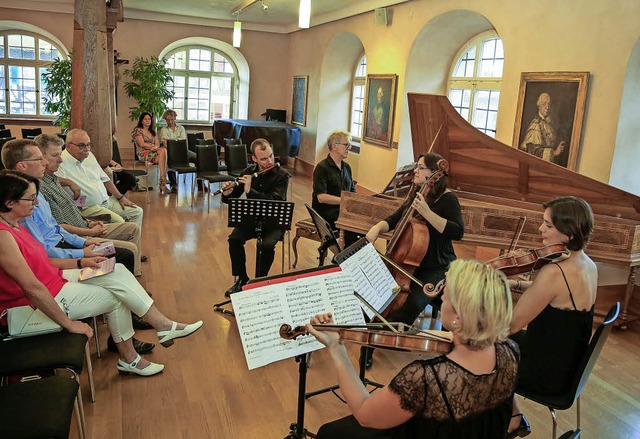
[279,323,453,354]
[487,243,570,277]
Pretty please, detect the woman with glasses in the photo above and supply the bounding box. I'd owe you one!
[132,112,171,194]
[366,152,464,327]
[159,109,188,193]
[0,170,203,377]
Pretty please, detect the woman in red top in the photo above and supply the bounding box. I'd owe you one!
[0,170,203,377]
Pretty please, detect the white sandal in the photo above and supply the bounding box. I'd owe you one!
[116,354,164,377]
[157,321,203,347]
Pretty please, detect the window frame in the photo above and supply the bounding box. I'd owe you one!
[0,30,67,120]
[446,31,503,138]
[164,45,238,124]
[348,53,366,154]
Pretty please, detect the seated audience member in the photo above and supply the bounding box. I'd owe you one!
[107,158,138,195]
[159,109,188,192]
[56,128,144,228]
[0,170,203,376]
[308,259,518,439]
[32,134,144,276]
[132,112,171,194]
[221,139,290,296]
[311,130,358,246]
[506,196,597,438]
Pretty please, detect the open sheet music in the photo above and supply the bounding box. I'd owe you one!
[231,241,399,370]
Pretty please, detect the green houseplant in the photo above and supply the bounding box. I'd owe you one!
[123,56,175,123]
[42,55,72,131]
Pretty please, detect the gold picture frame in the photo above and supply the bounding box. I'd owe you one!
[362,74,397,148]
[513,71,589,170]
[291,75,308,126]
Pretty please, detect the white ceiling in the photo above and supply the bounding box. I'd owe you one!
[2,0,411,33]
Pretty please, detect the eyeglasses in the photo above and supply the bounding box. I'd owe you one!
[18,194,38,204]
[334,142,350,147]
[68,142,92,149]
[20,156,46,163]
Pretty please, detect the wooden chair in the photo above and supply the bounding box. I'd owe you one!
[517,302,620,439]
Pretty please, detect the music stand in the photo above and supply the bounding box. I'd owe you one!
[305,204,341,266]
[213,198,295,316]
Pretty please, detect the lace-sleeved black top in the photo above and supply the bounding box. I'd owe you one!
[386,339,519,439]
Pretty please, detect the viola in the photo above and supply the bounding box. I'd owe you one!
[486,243,570,277]
[279,323,453,354]
[382,158,450,316]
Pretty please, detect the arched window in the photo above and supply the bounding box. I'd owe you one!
[0,30,66,118]
[447,31,503,137]
[164,46,238,123]
[349,54,366,143]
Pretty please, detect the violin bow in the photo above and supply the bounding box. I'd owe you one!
[353,291,401,333]
[506,216,527,255]
[427,124,444,154]
[377,250,424,288]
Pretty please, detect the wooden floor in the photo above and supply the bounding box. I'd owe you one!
[72,165,640,439]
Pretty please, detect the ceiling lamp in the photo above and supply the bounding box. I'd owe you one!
[299,0,311,28]
[233,15,242,47]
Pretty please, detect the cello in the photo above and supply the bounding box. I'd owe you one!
[382,158,450,316]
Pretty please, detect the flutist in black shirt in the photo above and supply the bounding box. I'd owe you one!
[221,139,290,296]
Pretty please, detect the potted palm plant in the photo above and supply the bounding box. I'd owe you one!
[123,56,175,123]
[42,55,72,131]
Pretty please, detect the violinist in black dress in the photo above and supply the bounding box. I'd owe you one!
[506,196,597,438]
[366,153,464,326]
[307,259,519,439]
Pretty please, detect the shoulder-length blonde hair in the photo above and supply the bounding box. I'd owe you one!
[446,259,512,349]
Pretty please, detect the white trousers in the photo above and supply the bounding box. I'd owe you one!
[55,263,153,342]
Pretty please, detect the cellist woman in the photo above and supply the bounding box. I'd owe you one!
[366,152,464,326]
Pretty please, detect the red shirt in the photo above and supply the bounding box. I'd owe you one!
[0,222,67,314]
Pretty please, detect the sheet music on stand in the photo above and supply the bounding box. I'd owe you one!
[231,266,366,370]
[334,237,400,319]
[231,238,398,370]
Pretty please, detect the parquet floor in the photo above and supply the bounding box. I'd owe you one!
[71,164,640,439]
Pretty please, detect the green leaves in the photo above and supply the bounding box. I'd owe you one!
[123,56,175,123]
[42,55,72,130]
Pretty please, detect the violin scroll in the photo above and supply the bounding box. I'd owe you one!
[423,278,446,298]
[279,324,308,340]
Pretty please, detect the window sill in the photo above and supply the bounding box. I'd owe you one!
[0,117,55,126]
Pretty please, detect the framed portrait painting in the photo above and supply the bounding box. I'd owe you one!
[512,71,589,170]
[291,75,308,126]
[363,74,397,148]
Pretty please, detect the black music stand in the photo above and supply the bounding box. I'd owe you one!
[213,198,295,316]
[305,204,341,266]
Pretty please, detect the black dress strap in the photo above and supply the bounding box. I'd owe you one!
[554,263,578,310]
[429,363,456,421]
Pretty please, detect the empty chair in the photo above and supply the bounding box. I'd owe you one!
[0,123,5,129]
[0,128,11,138]
[167,139,197,202]
[0,375,80,439]
[187,132,204,163]
[193,144,234,213]
[21,128,42,139]
[197,138,227,171]
[225,143,249,177]
[224,137,242,146]
[516,302,620,439]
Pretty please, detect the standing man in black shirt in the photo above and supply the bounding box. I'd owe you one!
[312,130,357,246]
[222,139,290,296]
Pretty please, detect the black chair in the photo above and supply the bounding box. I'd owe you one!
[167,139,197,202]
[187,132,204,162]
[225,143,249,177]
[517,302,620,439]
[0,123,5,129]
[0,375,80,439]
[197,138,227,171]
[21,128,42,139]
[0,332,93,439]
[224,137,242,146]
[113,138,150,204]
[193,145,235,213]
[0,128,11,138]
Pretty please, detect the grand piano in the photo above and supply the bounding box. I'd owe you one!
[335,93,640,327]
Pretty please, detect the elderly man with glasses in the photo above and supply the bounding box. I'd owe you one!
[55,129,143,229]
[311,130,358,246]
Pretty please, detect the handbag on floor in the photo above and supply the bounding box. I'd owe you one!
[1,306,62,339]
